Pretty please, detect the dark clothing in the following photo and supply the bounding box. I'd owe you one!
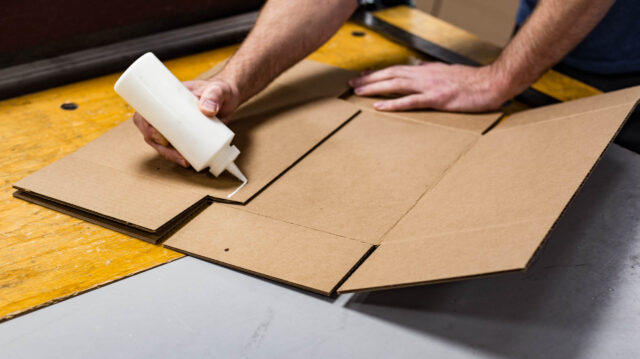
[517,0,640,74]
[517,0,640,153]
[553,62,640,153]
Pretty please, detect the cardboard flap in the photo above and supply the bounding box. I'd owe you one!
[14,60,360,237]
[164,204,372,295]
[13,189,209,243]
[496,86,640,130]
[244,109,483,244]
[345,94,501,133]
[339,219,552,292]
[14,155,205,232]
[339,96,639,292]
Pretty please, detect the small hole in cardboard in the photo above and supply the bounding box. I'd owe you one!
[351,31,366,37]
[224,248,229,252]
[60,102,78,110]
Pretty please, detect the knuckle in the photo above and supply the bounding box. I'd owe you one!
[430,91,449,104]
[405,97,419,107]
[387,66,402,76]
[393,78,410,89]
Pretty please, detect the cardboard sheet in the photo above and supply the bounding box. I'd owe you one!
[14,56,640,295]
[339,95,639,292]
[14,60,361,240]
[241,110,482,244]
[164,203,373,295]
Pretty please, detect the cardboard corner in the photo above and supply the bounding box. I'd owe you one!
[164,204,373,295]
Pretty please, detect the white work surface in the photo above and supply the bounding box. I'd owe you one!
[1,144,639,359]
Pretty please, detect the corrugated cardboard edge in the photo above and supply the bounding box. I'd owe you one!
[13,190,212,244]
[166,245,377,296]
[519,99,640,268]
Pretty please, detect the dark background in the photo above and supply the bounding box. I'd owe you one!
[0,0,264,68]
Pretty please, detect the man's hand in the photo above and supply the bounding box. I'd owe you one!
[132,78,241,168]
[134,0,356,168]
[349,62,508,113]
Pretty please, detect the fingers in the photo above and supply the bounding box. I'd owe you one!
[133,113,169,146]
[353,78,416,97]
[133,112,189,168]
[186,79,241,119]
[349,66,409,88]
[199,84,224,117]
[374,94,436,111]
[145,138,189,168]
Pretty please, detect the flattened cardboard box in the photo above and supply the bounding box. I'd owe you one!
[15,60,640,295]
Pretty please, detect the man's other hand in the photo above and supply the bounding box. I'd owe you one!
[132,79,241,168]
[349,62,509,113]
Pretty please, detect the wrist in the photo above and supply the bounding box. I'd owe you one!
[487,57,543,105]
[210,70,245,104]
[474,64,516,109]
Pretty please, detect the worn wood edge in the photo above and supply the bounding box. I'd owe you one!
[0,256,184,323]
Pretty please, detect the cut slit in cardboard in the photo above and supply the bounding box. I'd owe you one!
[14,59,640,295]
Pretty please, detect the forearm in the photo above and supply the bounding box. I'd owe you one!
[215,0,358,104]
[492,0,615,99]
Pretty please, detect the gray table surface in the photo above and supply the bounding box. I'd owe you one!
[1,144,639,359]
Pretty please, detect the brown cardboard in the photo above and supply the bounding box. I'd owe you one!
[14,60,361,240]
[164,203,373,295]
[338,95,639,292]
[167,88,639,294]
[345,94,500,133]
[240,110,482,244]
[14,57,640,295]
[13,190,209,243]
[164,108,494,292]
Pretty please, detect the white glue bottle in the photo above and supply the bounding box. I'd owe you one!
[114,52,247,197]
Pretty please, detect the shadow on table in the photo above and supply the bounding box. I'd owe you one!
[344,146,640,359]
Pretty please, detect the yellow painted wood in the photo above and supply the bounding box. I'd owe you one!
[376,5,503,65]
[0,48,240,321]
[530,69,602,102]
[0,22,420,321]
[376,5,602,102]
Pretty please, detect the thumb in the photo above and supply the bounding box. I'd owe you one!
[199,97,219,117]
[199,85,224,117]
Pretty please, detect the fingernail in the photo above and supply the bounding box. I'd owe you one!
[374,102,384,110]
[348,79,355,86]
[203,99,218,114]
[355,87,362,95]
[180,159,189,168]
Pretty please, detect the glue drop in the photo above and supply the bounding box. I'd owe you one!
[114,52,247,196]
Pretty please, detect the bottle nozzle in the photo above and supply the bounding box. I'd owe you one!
[226,162,247,183]
[225,162,247,199]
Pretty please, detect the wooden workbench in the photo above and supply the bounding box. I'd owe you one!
[0,6,601,321]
